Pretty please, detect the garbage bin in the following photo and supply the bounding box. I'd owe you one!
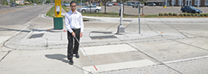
[53,17,63,29]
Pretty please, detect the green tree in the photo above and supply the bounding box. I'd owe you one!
[46,0,51,3]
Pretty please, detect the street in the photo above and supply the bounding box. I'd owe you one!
[0,4,208,74]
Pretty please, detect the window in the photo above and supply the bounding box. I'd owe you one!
[178,0,184,5]
[195,0,201,5]
[205,0,208,5]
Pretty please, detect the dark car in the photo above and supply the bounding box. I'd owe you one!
[132,2,140,8]
[10,3,17,7]
[147,3,156,6]
[181,6,202,13]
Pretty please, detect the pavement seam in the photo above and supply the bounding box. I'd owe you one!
[0,51,12,62]
[115,37,183,74]
[169,39,208,51]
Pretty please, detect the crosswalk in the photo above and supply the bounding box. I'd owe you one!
[81,44,156,74]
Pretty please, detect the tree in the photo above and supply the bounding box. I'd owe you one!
[101,0,111,14]
[117,0,128,15]
[138,0,147,15]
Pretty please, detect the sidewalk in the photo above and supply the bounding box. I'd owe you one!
[1,8,208,74]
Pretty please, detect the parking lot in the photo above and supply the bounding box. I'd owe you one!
[76,5,208,15]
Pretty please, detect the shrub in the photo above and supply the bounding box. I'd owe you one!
[191,14,195,16]
[204,14,208,17]
[187,13,191,16]
[179,14,183,16]
[200,14,204,17]
[164,13,168,16]
[183,13,187,16]
[159,13,164,16]
[168,13,173,16]
[173,13,177,16]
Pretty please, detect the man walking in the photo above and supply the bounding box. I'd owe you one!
[65,1,84,65]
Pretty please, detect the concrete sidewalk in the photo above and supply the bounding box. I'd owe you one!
[1,8,208,74]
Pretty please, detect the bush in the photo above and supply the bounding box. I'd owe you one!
[179,14,183,16]
[183,14,187,16]
[173,13,177,16]
[159,13,164,16]
[187,13,191,16]
[200,14,204,17]
[191,14,195,16]
[164,13,168,16]
[168,13,173,16]
[204,14,208,17]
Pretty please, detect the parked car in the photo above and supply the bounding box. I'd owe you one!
[147,3,156,6]
[106,2,113,7]
[181,6,202,13]
[77,5,102,13]
[117,3,121,6]
[64,3,70,7]
[132,2,140,8]
[10,3,17,7]
[113,3,118,6]
[33,3,37,6]
[127,3,133,6]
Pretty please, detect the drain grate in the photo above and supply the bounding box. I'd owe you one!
[91,31,112,34]
[90,35,117,39]
[29,33,44,39]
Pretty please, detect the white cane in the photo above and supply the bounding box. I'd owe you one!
[74,36,98,71]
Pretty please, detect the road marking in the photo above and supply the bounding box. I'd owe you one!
[81,44,137,56]
[163,55,208,64]
[82,59,156,74]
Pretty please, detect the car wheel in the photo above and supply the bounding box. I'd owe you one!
[132,6,134,8]
[95,9,99,12]
[81,10,86,13]
[182,10,185,12]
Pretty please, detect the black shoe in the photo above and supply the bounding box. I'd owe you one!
[69,59,74,65]
[75,54,79,58]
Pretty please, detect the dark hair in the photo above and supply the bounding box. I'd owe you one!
[70,1,76,6]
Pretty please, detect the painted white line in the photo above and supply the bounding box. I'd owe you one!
[81,44,137,56]
[82,59,156,74]
[163,55,208,64]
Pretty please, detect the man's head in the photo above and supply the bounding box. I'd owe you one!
[70,1,76,11]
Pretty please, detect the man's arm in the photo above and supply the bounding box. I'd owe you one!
[79,14,84,37]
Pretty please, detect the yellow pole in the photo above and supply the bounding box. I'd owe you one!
[55,0,62,17]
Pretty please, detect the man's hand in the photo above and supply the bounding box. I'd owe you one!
[71,32,76,37]
[80,33,83,37]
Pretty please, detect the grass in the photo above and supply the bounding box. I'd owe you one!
[46,6,55,17]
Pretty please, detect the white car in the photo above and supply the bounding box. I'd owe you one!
[77,5,102,13]
[64,3,70,7]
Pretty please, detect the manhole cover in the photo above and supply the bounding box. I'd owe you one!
[91,31,112,34]
[29,33,44,39]
[91,35,117,39]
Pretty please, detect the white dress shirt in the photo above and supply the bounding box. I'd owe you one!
[65,10,84,33]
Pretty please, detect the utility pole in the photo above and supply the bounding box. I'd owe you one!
[138,4,141,34]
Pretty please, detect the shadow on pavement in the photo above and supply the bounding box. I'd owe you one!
[45,54,91,73]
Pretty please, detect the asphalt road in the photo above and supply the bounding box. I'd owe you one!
[0,5,52,26]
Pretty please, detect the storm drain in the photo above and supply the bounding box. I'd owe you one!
[90,35,117,39]
[29,33,44,39]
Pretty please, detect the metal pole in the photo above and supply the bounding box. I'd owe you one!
[138,4,140,34]
[116,1,125,34]
[81,0,82,7]
[166,0,167,6]
[197,0,199,7]
[180,0,181,7]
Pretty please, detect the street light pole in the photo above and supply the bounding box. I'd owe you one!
[116,0,125,34]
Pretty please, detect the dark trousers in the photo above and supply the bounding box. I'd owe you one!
[67,29,80,60]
